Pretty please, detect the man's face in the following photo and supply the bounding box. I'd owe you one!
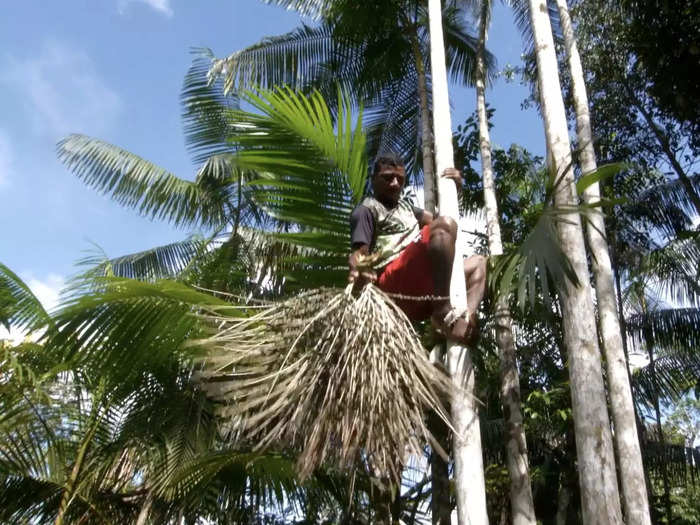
[373,163,405,206]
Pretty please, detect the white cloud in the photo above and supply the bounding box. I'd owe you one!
[2,40,123,137]
[0,129,13,188]
[118,0,174,17]
[0,273,65,345]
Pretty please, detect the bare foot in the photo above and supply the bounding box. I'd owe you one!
[431,307,478,345]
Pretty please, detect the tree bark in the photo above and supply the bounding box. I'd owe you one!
[428,1,488,523]
[555,1,652,523]
[475,3,535,525]
[410,29,437,214]
[527,1,623,523]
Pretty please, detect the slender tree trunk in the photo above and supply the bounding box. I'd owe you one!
[643,309,673,525]
[428,387,453,525]
[411,21,450,523]
[135,493,153,525]
[410,30,437,214]
[55,402,101,525]
[475,3,535,524]
[555,476,571,525]
[428,1,488,524]
[555,1,652,523]
[527,1,623,523]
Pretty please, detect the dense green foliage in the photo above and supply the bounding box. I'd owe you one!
[1,0,699,523]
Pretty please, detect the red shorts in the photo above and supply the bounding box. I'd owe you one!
[377,225,434,321]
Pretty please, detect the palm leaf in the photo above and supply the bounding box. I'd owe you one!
[209,24,336,96]
[56,135,229,230]
[47,278,229,390]
[76,237,212,282]
[626,308,700,359]
[637,232,700,307]
[442,1,497,86]
[181,51,241,165]
[229,87,366,235]
[0,262,52,333]
[490,211,578,311]
[259,0,330,18]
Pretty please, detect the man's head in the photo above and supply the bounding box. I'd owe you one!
[371,152,406,207]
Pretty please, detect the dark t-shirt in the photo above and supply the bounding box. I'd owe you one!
[350,203,424,250]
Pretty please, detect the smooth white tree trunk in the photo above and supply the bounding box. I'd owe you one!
[428,1,488,524]
[555,1,652,523]
[527,1,623,523]
[475,3,535,525]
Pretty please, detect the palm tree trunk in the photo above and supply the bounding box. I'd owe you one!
[555,476,571,525]
[641,305,673,525]
[527,1,623,523]
[428,388,452,525]
[554,1,652,523]
[411,22,451,525]
[55,401,101,525]
[135,493,153,525]
[475,3,535,525]
[410,30,437,214]
[428,1,488,523]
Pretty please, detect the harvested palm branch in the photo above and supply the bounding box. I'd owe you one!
[193,284,454,481]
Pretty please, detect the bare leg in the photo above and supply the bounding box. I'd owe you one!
[464,255,487,314]
[428,217,473,342]
[427,216,457,318]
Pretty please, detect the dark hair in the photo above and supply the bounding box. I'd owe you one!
[372,152,405,177]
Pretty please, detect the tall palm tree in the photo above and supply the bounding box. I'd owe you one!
[469,1,536,523]
[553,0,651,522]
[526,0,624,523]
[428,1,488,523]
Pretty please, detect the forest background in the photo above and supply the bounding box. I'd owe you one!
[1,0,698,523]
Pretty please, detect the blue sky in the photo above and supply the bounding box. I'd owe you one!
[0,0,543,312]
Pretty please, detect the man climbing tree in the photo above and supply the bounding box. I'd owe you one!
[348,152,487,344]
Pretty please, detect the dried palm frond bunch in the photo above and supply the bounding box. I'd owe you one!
[192,283,454,482]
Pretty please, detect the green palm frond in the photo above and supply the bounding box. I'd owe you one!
[76,237,212,283]
[56,134,229,230]
[363,76,424,179]
[636,173,700,224]
[226,87,366,261]
[626,308,700,359]
[0,262,52,333]
[622,172,699,240]
[633,355,699,406]
[209,24,336,96]
[637,232,700,306]
[47,278,229,390]
[442,1,497,86]
[182,51,241,165]
[260,0,330,18]
[208,0,497,187]
[152,450,302,514]
[490,211,578,311]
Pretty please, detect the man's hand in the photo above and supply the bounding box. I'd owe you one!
[441,167,463,187]
[348,247,377,288]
